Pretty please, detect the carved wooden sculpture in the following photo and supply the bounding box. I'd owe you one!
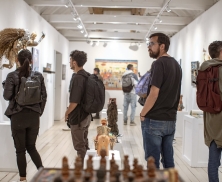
[107,98,119,136]
[97,135,110,156]
[0,28,45,69]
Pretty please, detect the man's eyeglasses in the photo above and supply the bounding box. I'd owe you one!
[147,42,161,47]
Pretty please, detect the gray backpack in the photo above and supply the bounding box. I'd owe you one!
[122,73,133,93]
[15,72,42,105]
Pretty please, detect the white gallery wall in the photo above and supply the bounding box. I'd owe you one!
[169,0,222,113]
[69,42,154,116]
[0,0,69,135]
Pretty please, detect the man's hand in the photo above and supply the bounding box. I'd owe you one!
[65,103,78,122]
[65,112,69,122]
[140,113,146,122]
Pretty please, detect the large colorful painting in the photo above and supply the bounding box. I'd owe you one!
[95,59,138,90]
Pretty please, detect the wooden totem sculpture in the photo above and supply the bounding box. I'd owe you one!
[107,98,119,136]
[0,28,45,69]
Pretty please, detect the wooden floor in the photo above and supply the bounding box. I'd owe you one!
[0,117,222,182]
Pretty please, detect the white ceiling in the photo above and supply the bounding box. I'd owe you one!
[24,0,220,42]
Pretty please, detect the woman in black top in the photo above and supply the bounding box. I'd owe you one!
[3,49,47,182]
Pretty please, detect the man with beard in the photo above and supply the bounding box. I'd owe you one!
[140,33,182,168]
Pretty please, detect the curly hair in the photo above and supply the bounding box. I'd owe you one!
[70,50,87,67]
[208,41,222,59]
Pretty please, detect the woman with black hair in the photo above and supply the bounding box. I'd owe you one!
[3,49,47,182]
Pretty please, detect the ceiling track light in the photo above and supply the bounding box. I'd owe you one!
[64,2,69,8]
[157,17,162,23]
[144,0,171,41]
[166,6,171,12]
[90,41,93,46]
[96,41,100,46]
[67,0,88,38]
[77,24,83,29]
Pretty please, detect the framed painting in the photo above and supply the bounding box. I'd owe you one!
[191,61,199,86]
[95,59,138,90]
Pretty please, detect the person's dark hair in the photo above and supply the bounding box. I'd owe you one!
[18,49,32,80]
[149,33,170,52]
[127,64,133,70]
[208,41,222,59]
[70,50,87,67]
[94,68,100,74]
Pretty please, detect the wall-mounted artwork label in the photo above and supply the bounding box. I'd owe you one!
[32,48,39,71]
[191,61,199,87]
[95,59,138,90]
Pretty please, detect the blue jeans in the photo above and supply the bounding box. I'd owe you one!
[208,140,222,182]
[141,118,175,168]
[123,93,137,122]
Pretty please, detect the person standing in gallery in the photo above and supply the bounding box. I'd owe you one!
[65,50,91,163]
[3,49,47,182]
[93,68,103,119]
[122,64,138,126]
[140,33,182,168]
[200,41,222,182]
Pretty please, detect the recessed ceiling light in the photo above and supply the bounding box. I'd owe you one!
[80,30,84,33]
[94,22,97,24]
[84,34,88,37]
[77,24,83,29]
[81,5,83,6]
[114,16,116,17]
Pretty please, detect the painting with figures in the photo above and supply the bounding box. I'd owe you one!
[95,59,138,90]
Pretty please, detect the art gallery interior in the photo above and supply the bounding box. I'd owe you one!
[0,0,222,181]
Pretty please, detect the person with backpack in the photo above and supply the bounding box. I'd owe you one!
[65,50,105,164]
[122,64,138,126]
[3,49,47,182]
[140,33,182,169]
[93,67,103,119]
[197,41,222,182]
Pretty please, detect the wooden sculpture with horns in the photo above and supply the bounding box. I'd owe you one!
[0,28,45,69]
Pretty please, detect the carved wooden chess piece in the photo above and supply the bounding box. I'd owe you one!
[85,155,93,178]
[74,156,82,179]
[110,136,116,150]
[123,155,130,179]
[147,157,156,179]
[100,149,107,168]
[177,95,185,111]
[133,158,138,175]
[62,157,69,180]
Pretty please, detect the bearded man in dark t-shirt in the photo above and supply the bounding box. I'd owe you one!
[140,33,182,168]
[65,50,91,163]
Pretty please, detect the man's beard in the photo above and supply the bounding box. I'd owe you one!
[149,48,160,59]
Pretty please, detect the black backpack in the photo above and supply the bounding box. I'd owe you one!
[80,73,105,113]
[15,71,42,106]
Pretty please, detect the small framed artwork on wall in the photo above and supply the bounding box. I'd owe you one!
[191,61,199,86]
[32,48,39,71]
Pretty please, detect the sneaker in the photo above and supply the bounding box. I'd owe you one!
[130,122,136,126]
[13,180,27,182]
[124,121,127,125]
